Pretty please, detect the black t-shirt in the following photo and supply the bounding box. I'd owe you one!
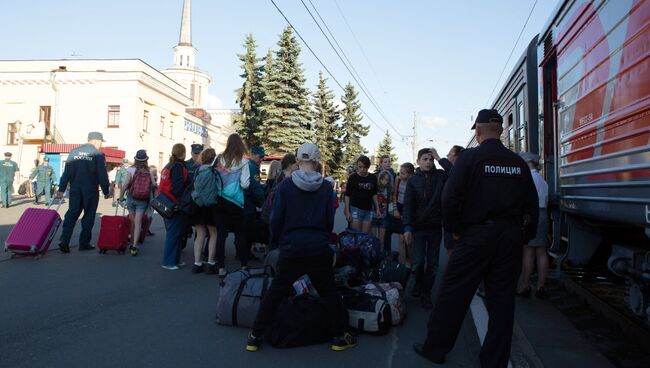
[346,173,378,211]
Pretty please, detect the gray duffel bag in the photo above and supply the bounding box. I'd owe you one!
[216,266,273,328]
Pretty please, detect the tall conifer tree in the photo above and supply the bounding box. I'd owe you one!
[234,34,263,148]
[258,49,274,148]
[340,83,368,165]
[376,130,398,167]
[261,26,313,154]
[312,72,341,175]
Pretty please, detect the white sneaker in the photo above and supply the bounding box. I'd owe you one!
[162,265,179,271]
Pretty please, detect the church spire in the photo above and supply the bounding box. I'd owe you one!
[178,0,192,47]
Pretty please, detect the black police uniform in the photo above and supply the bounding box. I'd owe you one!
[419,137,538,368]
[58,143,110,248]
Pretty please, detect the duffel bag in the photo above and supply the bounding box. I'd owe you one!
[341,288,391,335]
[380,251,411,288]
[360,282,406,326]
[338,228,382,269]
[216,266,273,328]
[264,294,333,348]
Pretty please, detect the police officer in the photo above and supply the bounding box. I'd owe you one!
[56,132,111,253]
[413,109,539,368]
[186,144,203,181]
[0,152,19,208]
[30,156,57,205]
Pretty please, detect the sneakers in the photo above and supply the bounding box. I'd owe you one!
[78,244,96,251]
[191,263,204,274]
[246,332,263,352]
[130,246,139,257]
[162,265,179,271]
[535,286,546,299]
[205,263,218,275]
[177,261,186,267]
[331,332,357,351]
[59,243,70,253]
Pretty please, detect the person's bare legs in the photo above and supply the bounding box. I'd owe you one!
[132,211,144,249]
[350,219,362,231]
[535,247,549,289]
[518,246,534,293]
[193,225,207,264]
[207,225,217,264]
[361,220,372,234]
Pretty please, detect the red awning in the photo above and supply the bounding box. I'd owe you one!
[40,144,125,164]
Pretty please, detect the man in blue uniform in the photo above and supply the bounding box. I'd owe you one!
[56,132,111,253]
[31,156,57,205]
[0,152,19,208]
[185,144,203,182]
[413,110,539,368]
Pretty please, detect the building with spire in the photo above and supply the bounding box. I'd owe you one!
[163,0,212,109]
[0,0,231,186]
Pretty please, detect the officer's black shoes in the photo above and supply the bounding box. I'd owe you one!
[517,287,531,298]
[78,244,96,251]
[246,332,263,352]
[58,243,70,253]
[413,344,444,364]
[421,296,433,309]
[535,286,546,299]
[331,332,357,352]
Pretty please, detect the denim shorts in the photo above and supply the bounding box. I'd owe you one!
[127,197,149,213]
[350,206,373,222]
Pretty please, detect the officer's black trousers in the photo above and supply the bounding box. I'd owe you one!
[60,189,99,247]
[423,222,522,368]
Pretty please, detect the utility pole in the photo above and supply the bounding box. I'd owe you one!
[412,111,418,163]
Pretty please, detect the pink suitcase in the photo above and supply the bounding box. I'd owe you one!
[4,201,62,259]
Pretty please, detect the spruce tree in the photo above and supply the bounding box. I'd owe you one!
[312,72,342,175]
[234,34,263,148]
[261,26,313,154]
[258,49,274,148]
[376,130,398,167]
[340,82,368,166]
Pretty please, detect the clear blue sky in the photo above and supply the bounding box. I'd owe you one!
[1,0,558,162]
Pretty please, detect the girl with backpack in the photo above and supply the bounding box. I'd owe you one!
[191,148,219,274]
[119,149,154,256]
[159,144,189,270]
[214,134,251,281]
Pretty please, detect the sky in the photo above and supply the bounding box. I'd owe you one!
[1,0,559,163]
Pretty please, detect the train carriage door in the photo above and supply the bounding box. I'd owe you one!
[516,91,527,153]
[541,54,558,201]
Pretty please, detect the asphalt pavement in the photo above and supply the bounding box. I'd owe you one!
[0,196,482,368]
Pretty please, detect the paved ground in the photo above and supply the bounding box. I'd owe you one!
[0,195,613,367]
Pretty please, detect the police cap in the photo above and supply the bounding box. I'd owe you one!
[471,109,503,130]
[4,152,12,157]
[191,144,203,154]
[88,131,105,142]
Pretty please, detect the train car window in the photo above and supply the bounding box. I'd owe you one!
[518,102,527,152]
[508,113,515,151]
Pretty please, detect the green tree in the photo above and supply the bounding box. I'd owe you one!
[312,72,342,175]
[261,26,313,155]
[233,34,263,148]
[258,49,274,148]
[340,82,368,166]
[376,130,398,167]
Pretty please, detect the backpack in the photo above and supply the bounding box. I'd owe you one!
[264,294,334,348]
[192,165,222,207]
[338,229,382,269]
[128,170,152,200]
[158,162,188,202]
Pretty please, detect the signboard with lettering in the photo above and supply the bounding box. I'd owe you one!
[184,119,208,138]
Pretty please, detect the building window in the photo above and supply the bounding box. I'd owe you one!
[190,84,196,101]
[159,152,164,171]
[6,123,18,145]
[107,105,120,128]
[160,116,165,136]
[39,106,51,128]
[142,110,149,132]
[169,122,174,140]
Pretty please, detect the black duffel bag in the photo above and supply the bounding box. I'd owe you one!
[264,294,334,348]
[380,251,411,288]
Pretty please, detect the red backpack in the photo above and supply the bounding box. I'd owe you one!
[128,170,152,200]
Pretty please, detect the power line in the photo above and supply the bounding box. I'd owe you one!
[333,0,387,95]
[306,0,387,123]
[299,0,403,141]
[484,0,538,106]
[268,0,387,135]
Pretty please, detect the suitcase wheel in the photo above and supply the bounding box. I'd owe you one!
[99,249,107,254]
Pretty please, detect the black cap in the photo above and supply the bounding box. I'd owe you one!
[471,109,503,129]
[191,144,203,154]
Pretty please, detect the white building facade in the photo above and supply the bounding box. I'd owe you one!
[0,0,232,182]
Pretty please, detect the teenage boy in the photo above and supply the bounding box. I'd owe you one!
[344,156,380,233]
[403,148,447,309]
[246,143,357,352]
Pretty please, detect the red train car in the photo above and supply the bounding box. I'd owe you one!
[473,0,650,322]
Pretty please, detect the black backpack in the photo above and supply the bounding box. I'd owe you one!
[264,294,334,348]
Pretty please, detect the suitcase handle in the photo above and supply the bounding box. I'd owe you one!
[114,200,127,216]
[46,192,66,213]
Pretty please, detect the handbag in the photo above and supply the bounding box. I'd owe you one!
[150,192,176,218]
